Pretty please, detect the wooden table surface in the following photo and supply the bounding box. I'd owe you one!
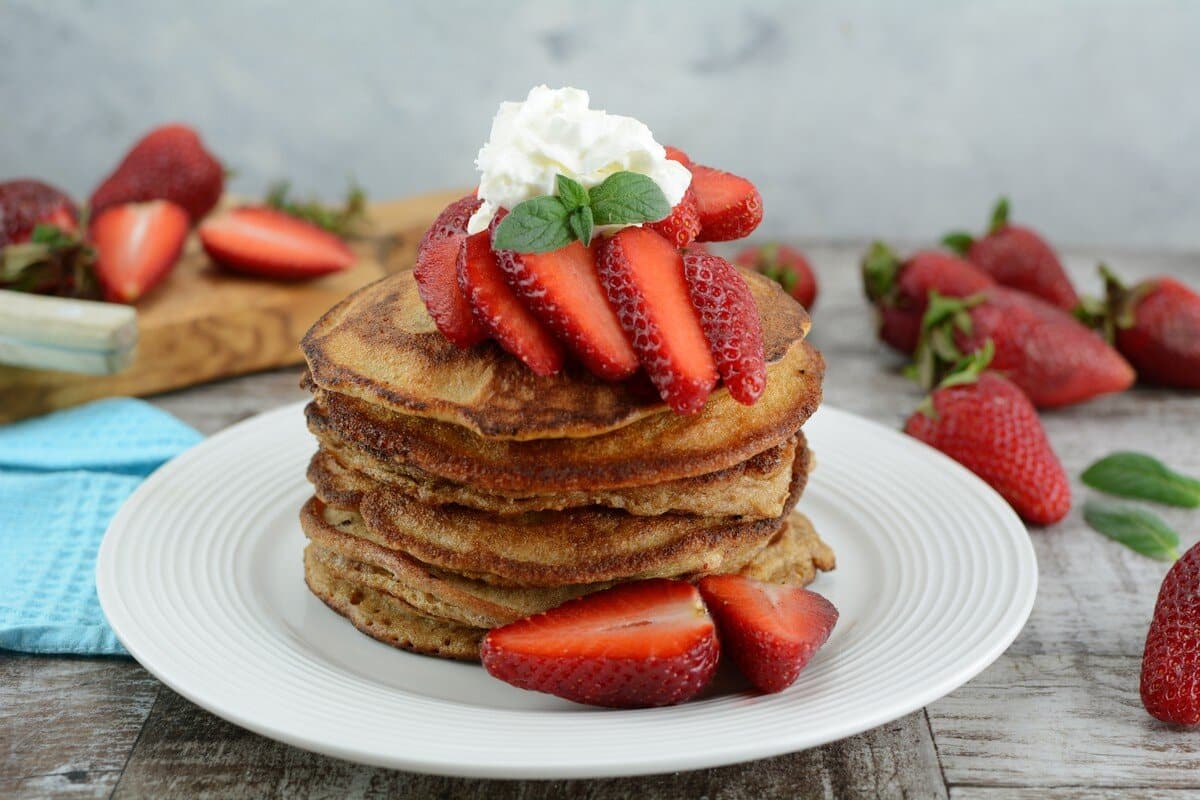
[4,241,1199,799]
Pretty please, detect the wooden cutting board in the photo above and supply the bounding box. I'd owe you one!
[0,189,466,423]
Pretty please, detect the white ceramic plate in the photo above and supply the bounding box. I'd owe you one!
[97,402,1036,779]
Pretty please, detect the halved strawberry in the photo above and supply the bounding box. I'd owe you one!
[698,574,838,694]
[458,231,564,376]
[90,200,189,303]
[480,579,719,708]
[413,194,487,348]
[663,145,693,167]
[691,165,763,242]
[198,206,355,279]
[683,252,766,404]
[491,213,638,381]
[596,227,718,414]
[648,186,701,248]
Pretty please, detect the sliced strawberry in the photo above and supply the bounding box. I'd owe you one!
[90,200,189,303]
[457,231,564,376]
[198,206,355,280]
[480,579,719,708]
[412,194,487,348]
[698,574,838,694]
[491,213,638,380]
[663,145,693,167]
[691,165,763,242]
[683,252,766,404]
[648,186,701,248]
[596,227,718,413]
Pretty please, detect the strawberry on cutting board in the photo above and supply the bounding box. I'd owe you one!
[414,194,487,348]
[736,243,818,310]
[480,579,719,708]
[943,197,1079,311]
[90,200,189,303]
[683,251,766,405]
[90,124,224,222]
[1142,540,1200,725]
[904,343,1071,525]
[597,227,718,413]
[198,207,356,280]
[0,179,79,246]
[690,164,763,242]
[698,574,838,693]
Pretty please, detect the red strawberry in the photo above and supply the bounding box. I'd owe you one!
[682,252,766,404]
[943,197,1079,311]
[480,579,719,708]
[198,206,355,280]
[90,201,189,303]
[690,165,763,242]
[735,243,818,310]
[682,241,711,257]
[698,574,838,693]
[914,287,1134,407]
[1093,266,1200,389]
[457,231,564,376]
[413,194,488,348]
[904,344,1071,524]
[90,124,223,222]
[647,186,701,248]
[0,179,79,246]
[492,213,638,381]
[1141,540,1200,725]
[597,227,718,413]
[663,145,693,167]
[862,242,995,354]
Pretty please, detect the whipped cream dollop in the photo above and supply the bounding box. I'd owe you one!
[466,86,692,235]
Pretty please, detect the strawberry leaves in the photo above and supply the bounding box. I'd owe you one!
[1083,501,1181,562]
[493,172,670,253]
[1083,452,1200,508]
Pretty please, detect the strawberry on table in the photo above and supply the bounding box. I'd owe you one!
[90,124,224,222]
[736,243,818,310]
[0,179,79,246]
[414,194,488,348]
[90,200,189,303]
[198,206,356,280]
[597,227,718,413]
[698,574,838,693]
[690,165,763,242]
[480,579,719,708]
[458,230,564,376]
[904,343,1071,525]
[683,251,766,404]
[861,242,995,354]
[943,197,1079,311]
[1141,540,1200,725]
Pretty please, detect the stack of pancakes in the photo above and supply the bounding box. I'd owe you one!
[299,269,832,660]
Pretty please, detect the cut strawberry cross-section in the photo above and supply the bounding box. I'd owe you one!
[91,200,189,303]
[413,194,488,349]
[198,206,356,280]
[491,213,638,381]
[683,252,767,405]
[597,227,718,414]
[691,164,763,242]
[648,186,701,248]
[458,231,564,376]
[480,579,719,708]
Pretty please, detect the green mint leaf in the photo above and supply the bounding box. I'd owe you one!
[941,232,974,255]
[1082,452,1200,508]
[492,196,573,253]
[1083,500,1181,561]
[569,205,594,246]
[556,174,589,213]
[588,171,671,226]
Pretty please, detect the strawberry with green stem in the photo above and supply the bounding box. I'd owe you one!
[735,243,818,310]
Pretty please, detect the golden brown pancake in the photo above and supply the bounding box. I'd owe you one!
[301,268,811,440]
[305,341,822,494]
[307,433,806,519]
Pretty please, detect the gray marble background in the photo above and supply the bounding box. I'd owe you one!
[3,1,1198,253]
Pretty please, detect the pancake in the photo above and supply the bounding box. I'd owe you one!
[303,499,835,632]
[307,433,806,519]
[305,340,823,494]
[301,268,811,440]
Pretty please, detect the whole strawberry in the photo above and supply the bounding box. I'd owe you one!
[914,287,1135,408]
[1091,265,1200,389]
[90,124,223,222]
[861,242,995,354]
[735,243,818,310]
[1141,540,1200,725]
[904,344,1071,525]
[943,197,1079,311]
[0,179,79,246]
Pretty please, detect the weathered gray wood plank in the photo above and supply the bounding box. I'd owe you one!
[952,789,1200,799]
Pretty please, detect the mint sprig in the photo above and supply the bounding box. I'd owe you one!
[1082,452,1200,508]
[1083,501,1181,562]
[492,172,670,253]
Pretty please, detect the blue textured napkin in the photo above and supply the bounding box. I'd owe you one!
[0,399,202,655]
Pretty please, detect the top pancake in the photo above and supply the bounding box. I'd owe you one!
[301,267,811,440]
